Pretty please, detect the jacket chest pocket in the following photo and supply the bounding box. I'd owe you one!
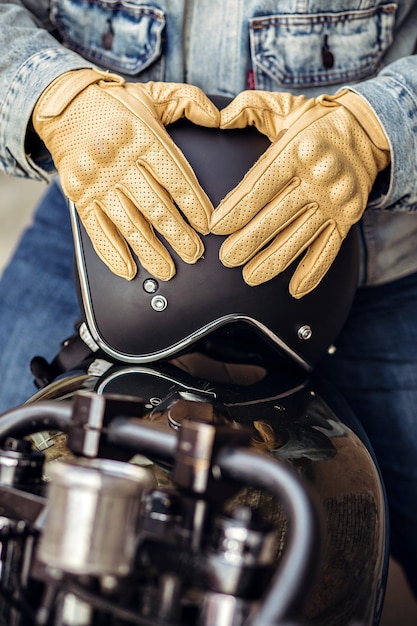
[50,0,165,79]
[250,3,397,92]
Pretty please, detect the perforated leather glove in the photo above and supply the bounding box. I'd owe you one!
[33,69,220,280]
[211,90,390,298]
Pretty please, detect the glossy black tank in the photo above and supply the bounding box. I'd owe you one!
[27,360,388,626]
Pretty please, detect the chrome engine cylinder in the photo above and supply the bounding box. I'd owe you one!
[38,457,153,577]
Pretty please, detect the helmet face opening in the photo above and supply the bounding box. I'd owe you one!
[71,102,359,371]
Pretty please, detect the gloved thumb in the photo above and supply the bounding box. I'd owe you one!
[220,90,315,141]
[140,82,220,127]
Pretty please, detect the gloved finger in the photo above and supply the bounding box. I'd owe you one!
[239,213,330,286]
[136,146,213,234]
[60,144,182,277]
[211,147,298,235]
[107,84,214,233]
[95,195,177,281]
[217,190,317,268]
[112,197,176,281]
[289,226,342,299]
[115,179,204,266]
[213,103,341,236]
[210,129,319,236]
[80,203,137,280]
[142,82,220,127]
[220,90,312,140]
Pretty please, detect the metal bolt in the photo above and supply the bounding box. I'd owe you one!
[297,325,312,340]
[143,278,159,294]
[145,397,161,410]
[151,295,168,311]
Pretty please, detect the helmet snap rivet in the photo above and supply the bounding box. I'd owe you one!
[297,325,312,340]
[143,278,159,294]
[151,295,168,311]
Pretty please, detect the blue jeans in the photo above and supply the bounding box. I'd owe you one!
[0,180,80,410]
[316,272,417,598]
[1,180,417,599]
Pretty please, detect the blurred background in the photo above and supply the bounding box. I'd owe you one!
[1,172,417,624]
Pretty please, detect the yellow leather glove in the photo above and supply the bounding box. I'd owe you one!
[210,90,390,298]
[33,69,220,280]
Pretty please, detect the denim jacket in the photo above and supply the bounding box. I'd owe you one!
[1,0,417,287]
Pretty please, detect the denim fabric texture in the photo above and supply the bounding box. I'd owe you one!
[0,180,79,410]
[1,0,417,598]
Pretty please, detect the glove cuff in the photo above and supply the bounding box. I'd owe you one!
[335,90,390,153]
[33,68,124,123]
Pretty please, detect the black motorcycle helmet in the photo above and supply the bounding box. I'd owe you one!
[71,97,359,373]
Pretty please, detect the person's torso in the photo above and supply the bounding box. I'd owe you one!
[22,0,417,286]
[23,0,415,96]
